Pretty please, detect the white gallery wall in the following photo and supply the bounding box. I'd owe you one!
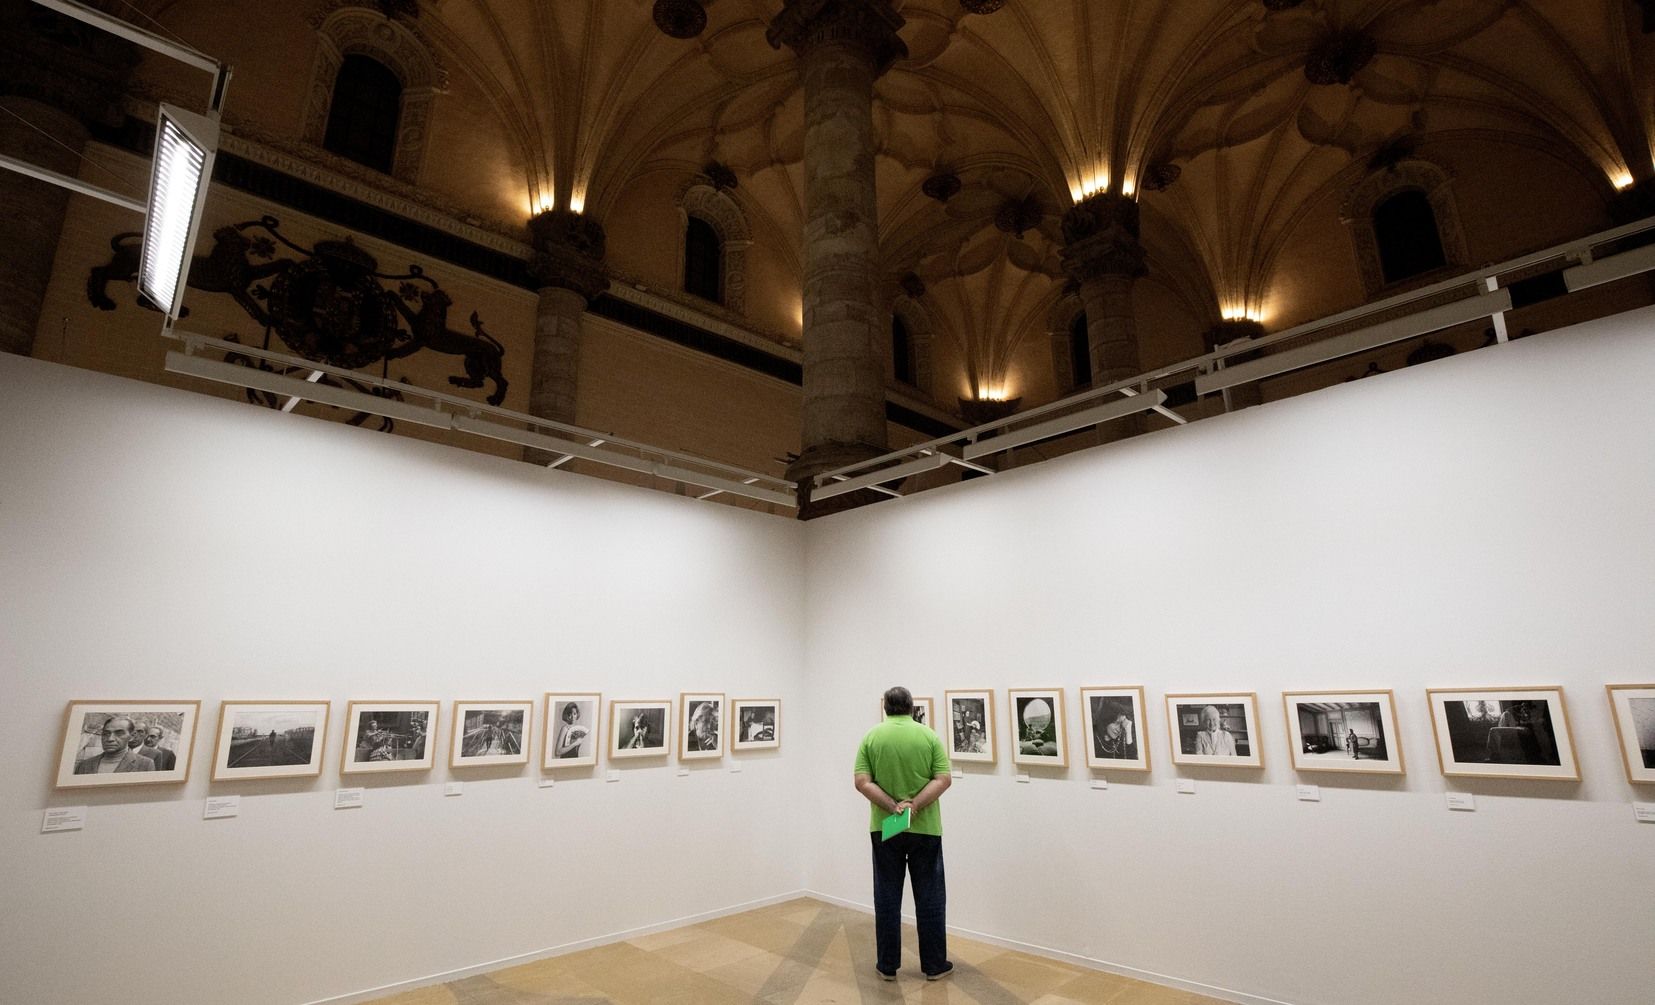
[801,307,1655,1005]
[0,354,808,1005]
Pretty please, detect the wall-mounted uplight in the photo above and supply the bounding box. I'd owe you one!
[1613,171,1636,191]
[1220,306,1263,324]
[138,104,219,323]
[1121,177,1136,198]
[568,189,587,214]
[1070,165,1110,203]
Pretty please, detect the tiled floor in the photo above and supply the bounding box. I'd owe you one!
[365,897,1226,1004]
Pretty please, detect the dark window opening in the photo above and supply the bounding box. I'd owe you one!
[892,314,915,385]
[1068,312,1092,389]
[683,216,723,303]
[1373,189,1447,285]
[323,55,402,174]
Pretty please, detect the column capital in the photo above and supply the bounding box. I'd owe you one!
[767,0,908,75]
[1202,317,1265,354]
[527,209,610,302]
[1060,193,1147,284]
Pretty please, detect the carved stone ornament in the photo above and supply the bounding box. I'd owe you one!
[677,182,752,314]
[1202,318,1265,354]
[959,395,1021,425]
[1140,162,1182,192]
[1340,159,1468,297]
[528,210,611,302]
[653,0,708,39]
[1263,0,1308,10]
[994,195,1045,238]
[921,171,962,202]
[1059,193,1148,282]
[703,160,739,192]
[767,0,909,75]
[959,0,1006,13]
[898,272,926,298]
[1304,28,1378,86]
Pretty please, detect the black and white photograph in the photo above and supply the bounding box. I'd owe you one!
[1606,685,1655,784]
[1165,693,1263,768]
[679,692,725,760]
[945,689,996,764]
[1080,686,1149,772]
[611,700,671,759]
[212,701,330,781]
[1427,687,1578,780]
[1284,691,1403,775]
[449,701,532,768]
[342,701,438,774]
[55,700,201,788]
[543,693,602,768]
[1009,688,1068,767]
[878,694,934,731]
[731,698,781,751]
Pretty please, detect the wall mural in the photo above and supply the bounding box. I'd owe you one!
[85,216,509,408]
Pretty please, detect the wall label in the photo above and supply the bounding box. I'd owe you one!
[1296,785,1321,802]
[42,807,86,833]
[728,761,742,773]
[1176,779,1196,795]
[606,770,620,783]
[677,767,690,777]
[444,782,463,797]
[1446,792,1476,811]
[538,776,555,788]
[1090,778,1108,790]
[1634,802,1655,824]
[1015,772,1030,784]
[335,787,364,809]
[204,796,240,819]
[950,768,963,779]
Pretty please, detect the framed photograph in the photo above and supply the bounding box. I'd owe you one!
[1283,691,1403,775]
[610,699,672,759]
[449,701,531,768]
[1606,684,1655,784]
[212,701,330,781]
[1008,688,1068,767]
[1079,686,1149,772]
[1166,693,1263,769]
[679,692,726,760]
[877,694,935,730]
[342,701,438,774]
[945,690,996,764]
[543,693,602,768]
[55,700,201,789]
[731,698,781,751]
[1426,687,1578,780]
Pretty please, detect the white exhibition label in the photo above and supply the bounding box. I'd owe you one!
[1090,778,1108,790]
[950,769,962,779]
[1015,772,1030,784]
[1634,802,1655,823]
[1446,792,1476,811]
[728,762,742,773]
[444,782,463,797]
[606,770,620,783]
[1176,779,1196,794]
[1296,785,1321,802]
[677,767,690,777]
[334,787,364,810]
[203,796,240,819]
[537,776,556,788]
[41,807,86,833]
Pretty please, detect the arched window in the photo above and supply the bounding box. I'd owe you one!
[1069,312,1092,389]
[683,216,723,304]
[892,315,915,386]
[323,55,402,174]
[1373,189,1446,284]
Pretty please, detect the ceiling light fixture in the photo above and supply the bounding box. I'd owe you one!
[138,106,219,322]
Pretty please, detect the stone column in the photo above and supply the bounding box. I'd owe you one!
[1204,317,1266,411]
[0,0,136,355]
[526,209,608,464]
[1060,193,1148,443]
[768,0,906,485]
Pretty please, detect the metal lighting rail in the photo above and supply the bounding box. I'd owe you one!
[164,334,796,511]
[813,214,1655,499]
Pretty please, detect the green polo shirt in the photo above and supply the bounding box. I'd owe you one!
[854,715,951,836]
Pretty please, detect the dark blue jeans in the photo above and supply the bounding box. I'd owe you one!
[870,831,948,976]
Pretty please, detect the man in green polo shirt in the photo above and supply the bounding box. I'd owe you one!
[853,686,953,982]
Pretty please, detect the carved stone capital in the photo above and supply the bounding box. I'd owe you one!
[527,210,609,301]
[1202,318,1265,355]
[0,0,137,128]
[767,0,908,75]
[1060,193,1147,283]
[1610,178,1655,226]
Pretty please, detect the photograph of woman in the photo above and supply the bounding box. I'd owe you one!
[543,694,600,768]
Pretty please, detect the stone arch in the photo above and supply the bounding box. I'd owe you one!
[1046,292,1088,393]
[890,294,935,400]
[1340,159,1468,297]
[676,181,751,314]
[303,4,447,184]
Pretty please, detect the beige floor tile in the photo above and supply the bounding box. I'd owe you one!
[653,930,771,972]
[628,925,703,951]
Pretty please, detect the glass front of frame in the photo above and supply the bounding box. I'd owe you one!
[945,690,996,764]
[1008,689,1068,767]
[877,694,934,730]
[55,700,201,789]
[213,702,330,781]
[679,692,726,760]
[1165,693,1263,768]
[449,701,531,768]
[544,693,602,768]
[1426,687,1578,780]
[1282,691,1403,775]
[611,701,671,759]
[1607,684,1655,784]
[731,699,781,751]
[1079,687,1149,772]
[343,701,438,774]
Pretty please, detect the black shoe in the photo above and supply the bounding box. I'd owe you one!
[924,964,954,981]
[876,969,897,982]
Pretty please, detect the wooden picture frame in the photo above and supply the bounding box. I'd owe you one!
[944,689,996,764]
[1425,686,1579,781]
[212,701,330,781]
[543,692,602,768]
[448,700,532,769]
[1282,690,1404,775]
[1008,688,1068,768]
[610,699,672,759]
[679,692,726,760]
[1079,686,1150,772]
[1165,693,1263,769]
[1606,684,1655,784]
[731,698,781,752]
[876,694,935,730]
[341,701,438,774]
[54,700,201,789]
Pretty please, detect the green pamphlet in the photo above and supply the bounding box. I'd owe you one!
[880,807,912,841]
